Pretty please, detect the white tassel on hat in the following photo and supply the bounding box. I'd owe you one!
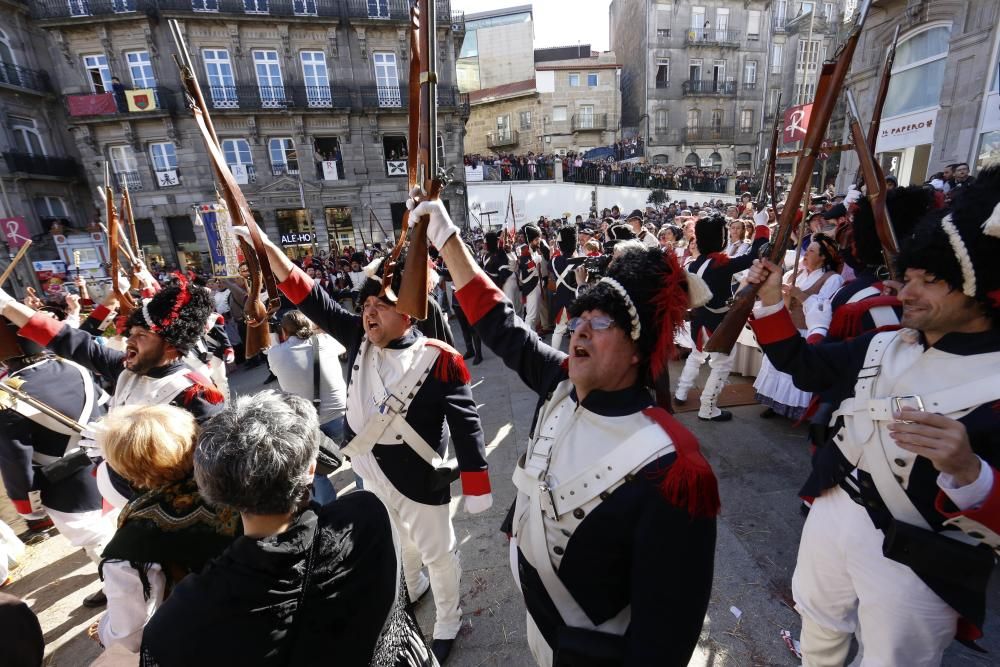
[686,271,713,309]
[362,257,382,279]
[983,202,1000,239]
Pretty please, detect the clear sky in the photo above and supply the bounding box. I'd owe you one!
[452,0,611,52]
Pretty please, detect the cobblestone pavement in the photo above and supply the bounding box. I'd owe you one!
[4,321,997,666]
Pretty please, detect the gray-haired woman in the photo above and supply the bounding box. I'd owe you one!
[139,391,435,667]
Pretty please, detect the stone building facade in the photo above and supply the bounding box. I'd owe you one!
[465,49,622,157]
[835,0,1000,188]
[27,0,468,270]
[456,4,533,93]
[1,0,94,288]
[610,0,772,173]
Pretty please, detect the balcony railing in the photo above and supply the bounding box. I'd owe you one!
[487,130,518,149]
[271,161,300,176]
[114,170,143,191]
[346,0,454,23]
[360,84,408,109]
[683,126,735,143]
[3,152,82,178]
[684,28,741,47]
[31,0,154,20]
[202,83,351,110]
[159,0,342,18]
[0,62,52,93]
[66,86,178,118]
[571,113,608,132]
[682,80,737,96]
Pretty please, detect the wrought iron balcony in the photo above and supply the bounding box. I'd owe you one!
[571,113,608,132]
[158,0,342,18]
[271,161,300,176]
[681,80,737,96]
[31,0,154,20]
[346,0,455,24]
[359,84,408,109]
[0,62,52,94]
[115,170,143,191]
[684,28,741,48]
[486,130,518,149]
[3,152,82,179]
[683,126,735,144]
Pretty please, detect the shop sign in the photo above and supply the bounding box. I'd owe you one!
[876,108,938,153]
[32,260,68,294]
[281,232,316,246]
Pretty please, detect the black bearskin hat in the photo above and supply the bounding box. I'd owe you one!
[695,215,726,256]
[558,226,578,255]
[606,224,635,241]
[849,185,932,269]
[898,164,1000,322]
[485,231,500,253]
[522,224,541,242]
[350,252,366,265]
[126,274,212,354]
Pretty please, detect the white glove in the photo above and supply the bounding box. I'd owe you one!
[231,225,252,244]
[0,286,15,311]
[79,419,110,457]
[465,493,493,515]
[753,207,770,228]
[803,296,832,338]
[116,273,131,293]
[843,185,862,207]
[408,188,460,250]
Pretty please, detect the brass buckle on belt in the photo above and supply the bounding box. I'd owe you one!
[539,476,558,519]
[379,393,406,415]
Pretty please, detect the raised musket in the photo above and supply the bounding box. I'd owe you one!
[847,89,899,280]
[386,0,443,320]
[704,0,873,354]
[103,165,137,317]
[169,19,279,358]
[756,92,782,212]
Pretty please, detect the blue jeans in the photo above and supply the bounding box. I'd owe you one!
[313,416,345,505]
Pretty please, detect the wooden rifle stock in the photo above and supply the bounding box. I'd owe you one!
[704,0,872,353]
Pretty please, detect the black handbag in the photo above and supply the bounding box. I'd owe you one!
[553,626,626,667]
[882,518,996,592]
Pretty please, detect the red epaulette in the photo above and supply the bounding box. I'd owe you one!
[425,339,471,385]
[215,314,225,326]
[182,371,225,405]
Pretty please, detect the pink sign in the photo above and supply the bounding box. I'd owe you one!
[2,216,31,248]
[783,104,813,145]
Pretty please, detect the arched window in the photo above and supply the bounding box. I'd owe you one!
[883,25,951,118]
[687,109,700,128]
[652,154,669,165]
[655,109,668,132]
[11,117,45,156]
[708,151,723,168]
[685,152,701,167]
[736,151,752,169]
[0,29,15,66]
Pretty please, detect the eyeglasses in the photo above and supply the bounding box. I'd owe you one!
[567,316,616,333]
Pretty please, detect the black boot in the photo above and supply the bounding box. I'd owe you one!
[432,639,455,664]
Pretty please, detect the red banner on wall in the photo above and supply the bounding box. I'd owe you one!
[783,104,813,145]
[67,93,117,117]
[1,216,31,248]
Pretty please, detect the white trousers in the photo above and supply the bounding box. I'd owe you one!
[674,347,733,418]
[524,287,543,332]
[356,454,463,640]
[504,276,523,317]
[550,308,570,352]
[793,486,958,667]
[47,506,117,566]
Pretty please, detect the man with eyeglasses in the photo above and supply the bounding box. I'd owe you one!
[230,226,491,664]
[409,194,719,666]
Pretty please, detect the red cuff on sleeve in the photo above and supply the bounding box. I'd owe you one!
[140,286,157,298]
[455,273,506,325]
[88,304,111,323]
[10,499,32,515]
[749,307,799,345]
[753,224,770,240]
[20,312,65,347]
[806,332,826,345]
[277,268,315,305]
[935,466,1000,530]
[460,470,491,496]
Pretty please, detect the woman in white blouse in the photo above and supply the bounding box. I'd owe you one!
[755,234,845,420]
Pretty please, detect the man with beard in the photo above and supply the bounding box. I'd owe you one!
[230,224,491,664]
[746,166,1000,666]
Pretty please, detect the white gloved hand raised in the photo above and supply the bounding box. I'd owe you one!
[753,207,770,228]
[464,493,493,515]
[843,185,862,207]
[408,187,460,250]
[803,295,832,338]
[116,273,132,294]
[232,225,275,247]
